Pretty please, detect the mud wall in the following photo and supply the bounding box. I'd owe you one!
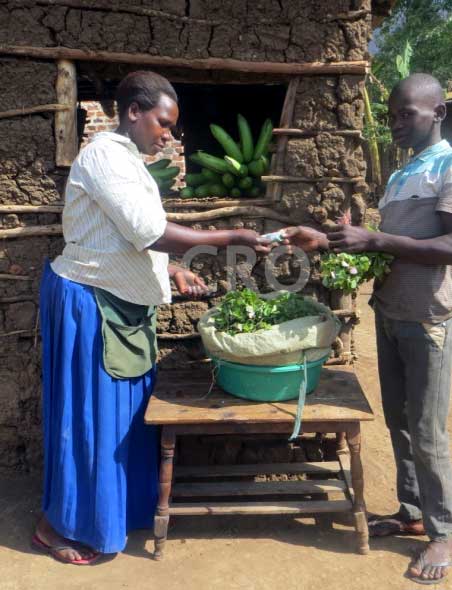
[0,0,372,471]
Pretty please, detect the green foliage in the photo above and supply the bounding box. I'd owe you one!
[213,289,321,336]
[373,0,452,89]
[320,252,393,293]
[395,40,413,79]
[363,101,392,146]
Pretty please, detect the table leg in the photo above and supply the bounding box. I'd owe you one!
[336,432,347,454]
[346,424,369,555]
[153,426,176,560]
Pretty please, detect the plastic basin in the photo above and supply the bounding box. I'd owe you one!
[211,355,329,402]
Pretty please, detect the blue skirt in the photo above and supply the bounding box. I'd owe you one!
[40,261,160,553]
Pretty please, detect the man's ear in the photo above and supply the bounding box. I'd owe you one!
[434,103,447,122]
[128,101,142,123]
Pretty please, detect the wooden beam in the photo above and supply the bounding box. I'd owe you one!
[0,329,34,338]
[169,499,353,516]
[157,332,199,340]
[55,59,78,167]
[323,9,370,21]
[0,205,63,213]
[262,175,364,184]
[0,273,32,281]
[273,128,362,138]
[0,201,279,214]
[0,205,292,237]
[0,225,63,239]
[0,103,69,120]
[162,198,274,209]
[175,461,341,479]
[267,77,300,202]
[0,46,370,76]
[172,479,347,497]
[166,206,292,224]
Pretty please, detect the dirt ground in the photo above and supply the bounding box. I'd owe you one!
[1,284,451,590]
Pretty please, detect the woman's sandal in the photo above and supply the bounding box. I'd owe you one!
[405,550,452,586]
[368,513,425,537]
[31,533,100,565]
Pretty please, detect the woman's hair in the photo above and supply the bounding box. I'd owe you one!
[115,71,178,119]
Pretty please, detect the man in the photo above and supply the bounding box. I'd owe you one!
[285,73,452,584]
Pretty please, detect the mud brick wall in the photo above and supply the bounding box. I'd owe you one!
[0,0,376,471]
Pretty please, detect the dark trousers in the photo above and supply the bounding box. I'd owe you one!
[375,306,452,540]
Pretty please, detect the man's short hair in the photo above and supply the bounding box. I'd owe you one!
[115,71,178,119]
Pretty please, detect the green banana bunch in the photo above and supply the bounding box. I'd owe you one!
[146,159,180,196]
[183,115,273,199]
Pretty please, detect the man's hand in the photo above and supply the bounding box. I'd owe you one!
[327,225,377,253]
[169,265,210,297]
[280,226,329,252]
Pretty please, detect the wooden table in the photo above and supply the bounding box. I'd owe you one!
[145,365,374,559]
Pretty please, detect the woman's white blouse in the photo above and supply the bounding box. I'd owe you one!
[51,132,171,305]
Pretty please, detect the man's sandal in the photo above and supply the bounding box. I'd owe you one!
[406,551,452,586]
[31,533,100,565]
[368,513,425,537]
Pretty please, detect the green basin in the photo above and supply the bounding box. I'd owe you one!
[212,355,329,402]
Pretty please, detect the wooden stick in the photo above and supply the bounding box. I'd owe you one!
[267,77,300,202]
[0,225,63,239]
[0,329,33,338]
[0,273,32,281]
[323,9,370,22]
[0,205,63,213]
[0,204,292,237]
[166,206,292,223]
[0,201,274,214]
[262,175,364,184]
[273,128,362,138]
[162,198,273,209]
[0,103,69,120]
[55,59,78,166]
[157,332,200,340]
[0,46,370,76]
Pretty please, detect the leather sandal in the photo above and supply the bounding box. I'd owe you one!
[368,512,425,537]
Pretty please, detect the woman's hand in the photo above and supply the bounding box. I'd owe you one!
[169,265,210,297]
[230,229,273,253]
[327,225,377,253]
[280,226,329,252]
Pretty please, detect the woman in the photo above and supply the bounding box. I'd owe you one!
[32,71,270,564]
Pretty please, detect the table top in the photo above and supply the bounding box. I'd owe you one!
[145,365,374,425]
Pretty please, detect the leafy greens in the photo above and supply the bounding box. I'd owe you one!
[213,289,322,336]
[320,251,393,293]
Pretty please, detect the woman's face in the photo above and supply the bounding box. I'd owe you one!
[128,94,179,155]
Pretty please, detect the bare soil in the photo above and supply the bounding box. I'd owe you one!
[0,284,450,590]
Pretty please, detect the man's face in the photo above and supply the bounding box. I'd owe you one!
[129,94,179,155]
[388,88,439,152]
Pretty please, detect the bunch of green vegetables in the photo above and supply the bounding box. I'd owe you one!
[213,289,321,336]
[180,115,272,199]
[320,251,393,293]
[146,159,180,195]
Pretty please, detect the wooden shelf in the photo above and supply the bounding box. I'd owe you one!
[175,461,341,479]
[169,499,353,516]
[173,478,347,498]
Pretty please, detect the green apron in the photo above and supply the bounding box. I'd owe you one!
[94,287,157,379]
